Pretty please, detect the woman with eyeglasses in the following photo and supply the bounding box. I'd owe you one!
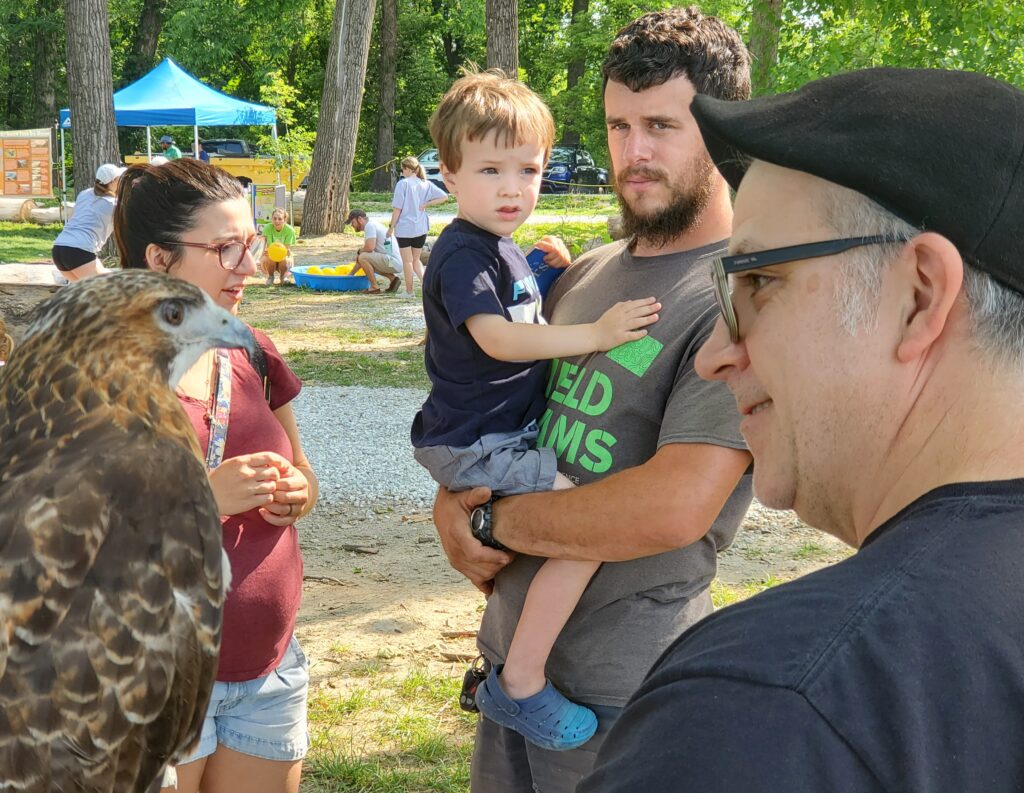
[114,159,317,793]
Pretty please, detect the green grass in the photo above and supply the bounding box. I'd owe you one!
[304,669,473,793]
[427,219,610,258]
[349,191,617,217]
[285,349,429,389]
[0,221,61,262]
[710,575,787,608]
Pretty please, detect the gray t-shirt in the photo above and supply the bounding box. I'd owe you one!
[54,188,115,254]
[392,176,447,237]
[476,239,753,706]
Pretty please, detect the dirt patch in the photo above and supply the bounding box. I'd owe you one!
[294,499,851,690]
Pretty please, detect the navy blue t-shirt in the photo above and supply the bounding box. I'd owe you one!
[580,480,1024,793]
[412,218,547,449]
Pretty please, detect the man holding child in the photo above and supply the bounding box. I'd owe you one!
[429,8,754,791]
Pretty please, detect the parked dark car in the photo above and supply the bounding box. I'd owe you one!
[202,138,254,157]
[417,148,447,192]
[541,145,609,194]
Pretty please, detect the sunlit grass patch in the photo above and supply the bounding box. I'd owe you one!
[711,574,787,608]
[285,349,429,389]
[304,668,474,793]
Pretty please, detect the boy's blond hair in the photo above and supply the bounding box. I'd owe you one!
[429,69,555,174]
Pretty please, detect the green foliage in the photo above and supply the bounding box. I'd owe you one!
[0,222,61,263]
[3,0,1024,197]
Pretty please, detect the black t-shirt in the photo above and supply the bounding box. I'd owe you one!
[412,218,547,448]
[580,480,1024,793]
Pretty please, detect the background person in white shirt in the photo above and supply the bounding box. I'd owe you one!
[387,155,450,298]
[51,163,126,282]
[345,209,403,294]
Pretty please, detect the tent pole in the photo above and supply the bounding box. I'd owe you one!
[194,125,199,160]
[146,127,152,161]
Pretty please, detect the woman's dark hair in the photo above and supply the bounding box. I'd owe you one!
[114,158,246,269]
[602,6,751,101]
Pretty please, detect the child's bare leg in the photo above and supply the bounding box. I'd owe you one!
[499,556,601,699]
[498,472,593,699]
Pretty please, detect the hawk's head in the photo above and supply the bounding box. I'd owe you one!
[20,270,255,387]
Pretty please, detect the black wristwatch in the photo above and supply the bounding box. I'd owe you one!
[470,498,508,551]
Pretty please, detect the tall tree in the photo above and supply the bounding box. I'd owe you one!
[371,0,398,192]
[748,0,783,95]
[486,0,518,75]
[65,0,119,194]
[560,0,589,146]
[30,0,63,128]
[123,0,168,82]
[302,0,376,234]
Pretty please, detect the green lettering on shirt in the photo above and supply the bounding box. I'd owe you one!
[545,360,561,398]
[607,336,664,378]
[545,415,586,464]
[580,429,616,473]
[578,370,613,416]
[549,360,578,405]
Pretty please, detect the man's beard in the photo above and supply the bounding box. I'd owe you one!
[616,154,716,250]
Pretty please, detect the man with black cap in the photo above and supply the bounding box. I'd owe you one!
[579,66,1024,792]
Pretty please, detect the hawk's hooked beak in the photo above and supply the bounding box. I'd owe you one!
[209,311,257,359]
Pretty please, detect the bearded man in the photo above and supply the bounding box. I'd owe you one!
[430,7,755,792]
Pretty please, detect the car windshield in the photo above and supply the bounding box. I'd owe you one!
[548,147,576,164]
[418,149,440,165]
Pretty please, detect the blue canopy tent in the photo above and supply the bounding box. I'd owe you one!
[58,58,277,199]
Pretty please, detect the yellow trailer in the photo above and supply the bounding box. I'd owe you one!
[124,154,309,189]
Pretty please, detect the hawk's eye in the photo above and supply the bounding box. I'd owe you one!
[161,300,185,326]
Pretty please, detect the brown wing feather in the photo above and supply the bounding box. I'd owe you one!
[0,418,223,793]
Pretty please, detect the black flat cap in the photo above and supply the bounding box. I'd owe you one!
[691,67,1024,294]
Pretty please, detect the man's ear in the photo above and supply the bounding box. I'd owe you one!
[144,243,173,273]
[895,232,964,363]
[440,164,457,196]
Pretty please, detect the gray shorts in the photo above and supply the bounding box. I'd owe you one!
[414,422,557,494]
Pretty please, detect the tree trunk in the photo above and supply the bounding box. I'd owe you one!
[30,0,63,128]
[302,0,376,235]
[123,0,168,82]
[560,0,588,146]
[749,0,784,96]
[486,0,518,76]
[370,0,398,192]
[65,0,120,196]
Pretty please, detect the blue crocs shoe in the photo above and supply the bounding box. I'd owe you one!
[474,664,598,751]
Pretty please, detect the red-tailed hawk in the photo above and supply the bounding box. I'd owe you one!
[0,271,253,792]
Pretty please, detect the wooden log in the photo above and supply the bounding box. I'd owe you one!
[29,206,63,224]
[0,198,39,222]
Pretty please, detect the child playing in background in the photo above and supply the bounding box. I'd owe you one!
[261,208,297,285]
[412,70,660,751]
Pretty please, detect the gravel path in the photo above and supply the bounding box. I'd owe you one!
[293,384,436,506]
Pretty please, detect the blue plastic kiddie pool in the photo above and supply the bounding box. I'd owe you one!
[292,265,371,292]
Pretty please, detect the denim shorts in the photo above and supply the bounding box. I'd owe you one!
[178,635,310,764]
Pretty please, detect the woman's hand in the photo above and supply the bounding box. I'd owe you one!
[533,235,573,269]
[208,453,282,516]
[259,457,312,526]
